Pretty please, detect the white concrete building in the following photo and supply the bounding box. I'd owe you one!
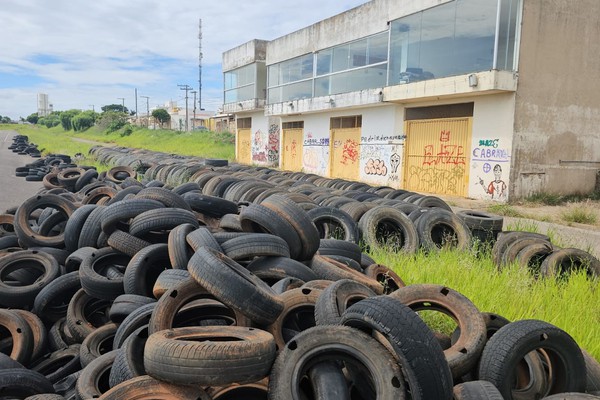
[37,93,53,117]
[222,0,600,201]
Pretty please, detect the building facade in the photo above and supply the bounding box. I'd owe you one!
[37,93,53,117]
[222,0,600,201]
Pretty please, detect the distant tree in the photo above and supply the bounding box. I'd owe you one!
[152,109,171,127]
[38,113,61,128]
[59,109,81,131]
[96,111,127,133]
[101,104,129,114]
[72,110,96,131]
[26,113,39,124]
[1,116,11,123]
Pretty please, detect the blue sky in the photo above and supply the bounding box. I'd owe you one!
[0,0,368,120]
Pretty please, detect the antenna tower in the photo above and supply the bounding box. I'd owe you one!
[198,18,203,111]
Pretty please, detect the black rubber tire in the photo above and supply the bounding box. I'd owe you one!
[106,229,152,257]
[123,243,171,297]
[492,231,551,267]
[271,277,305,294]
[307,206,360,243]
[112,302,156,350]
[78,206,107,249]
[65,289,112,343]
[416,209,473,252]
[79,247,130,300]
[185,227,222,253]
[135,187,192,211]
[501,236,552,267]
[100,375,211,399]
[148,275,250,335]
[246,256,318,284]
[79,321,117,365]
[220,233,290,261]
[541,394,600,399]
[456,209,504,231]
[188,247,284,326]
[128,208,199,238]
[363,263,406,294]
[182,192,238,218]
[109,294,156,323]
[453,380,504,399]
[152,269,191,299]
[13,309,48,366]
[75,349,117,399]
[268,325,406,400]
[0,369,55,398]
[309,255,383,295]
[318,238,362,263]
[260,194,320,261]
[390,284,487,379]
[0,309,34,366]
[540,248,600,278]
[144,326,276,386]
[239,202,302,260]
[167,223,196,270]
[341,296,454,400]
[30,344,82,384]
[516,242,555,274]
[314,279,377,325]
[100,198,165,235]
[265,287,320,349]
[0,250,61,308]
[358,206,419,253]
[583,349,600,394]
[478,319,587,399]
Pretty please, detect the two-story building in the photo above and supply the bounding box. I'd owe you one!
[222,0,600,201]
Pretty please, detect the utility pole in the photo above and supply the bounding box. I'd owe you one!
[198,18,203,111]
[177,84,192,132]
[140,96,150,128]
[88,105,95,112]
[135,88,138,125]
[191,91,197,130]
[117,97,125,113]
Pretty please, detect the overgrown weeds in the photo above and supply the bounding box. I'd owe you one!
[560,203,598,225]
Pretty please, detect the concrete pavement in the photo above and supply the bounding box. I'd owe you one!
[0,129,44,212]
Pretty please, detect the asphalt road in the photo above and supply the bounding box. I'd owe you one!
[0,129,44,212]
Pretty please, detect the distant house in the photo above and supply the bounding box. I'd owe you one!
[222,0,600,201]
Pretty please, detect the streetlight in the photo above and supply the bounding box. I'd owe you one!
[117,97,125,114]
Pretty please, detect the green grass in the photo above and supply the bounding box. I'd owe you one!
[369,247,600,362]
[525,191,600,205]
[5,123,235,161]
[487,203,525,218]
[560,204,598,225]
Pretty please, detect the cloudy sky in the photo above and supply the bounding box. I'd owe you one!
[0,0,368,120]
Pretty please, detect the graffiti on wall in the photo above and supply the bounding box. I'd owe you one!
[472,138,510,200]
[340,139,359,165]
[252,129,267,163]
[422,131,466,166]
[267,124,280,163]
[361,133,406,143]
[364,159,388,176]
[303,146,329,174]
[407,164,466,195]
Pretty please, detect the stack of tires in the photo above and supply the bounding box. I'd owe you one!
[8,134,41,157]
[492,231,600,278]
[0,164,599,399]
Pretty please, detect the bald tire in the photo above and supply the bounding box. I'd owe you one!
[453,380,504,399]
[144,326,276,386]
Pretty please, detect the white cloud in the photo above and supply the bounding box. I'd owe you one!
[0,0,367,119]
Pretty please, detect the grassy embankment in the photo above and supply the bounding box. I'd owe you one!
[2,123,598,361]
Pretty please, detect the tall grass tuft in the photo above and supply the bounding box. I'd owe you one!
[369,247,600,362]
[560,203,598,225]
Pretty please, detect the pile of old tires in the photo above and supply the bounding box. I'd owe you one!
[1,159,599,399]
[491,231,600,278]
[8,134,41,158]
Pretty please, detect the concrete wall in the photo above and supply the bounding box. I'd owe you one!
[222,40,268,72]
[511,0,600,198]
[247,112,279,167]
[266,0,452,65]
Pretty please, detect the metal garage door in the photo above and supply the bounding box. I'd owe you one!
[403,117,472,196]
[282,127,303,171]
[237,128,252,165]
[330,127,361,181]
